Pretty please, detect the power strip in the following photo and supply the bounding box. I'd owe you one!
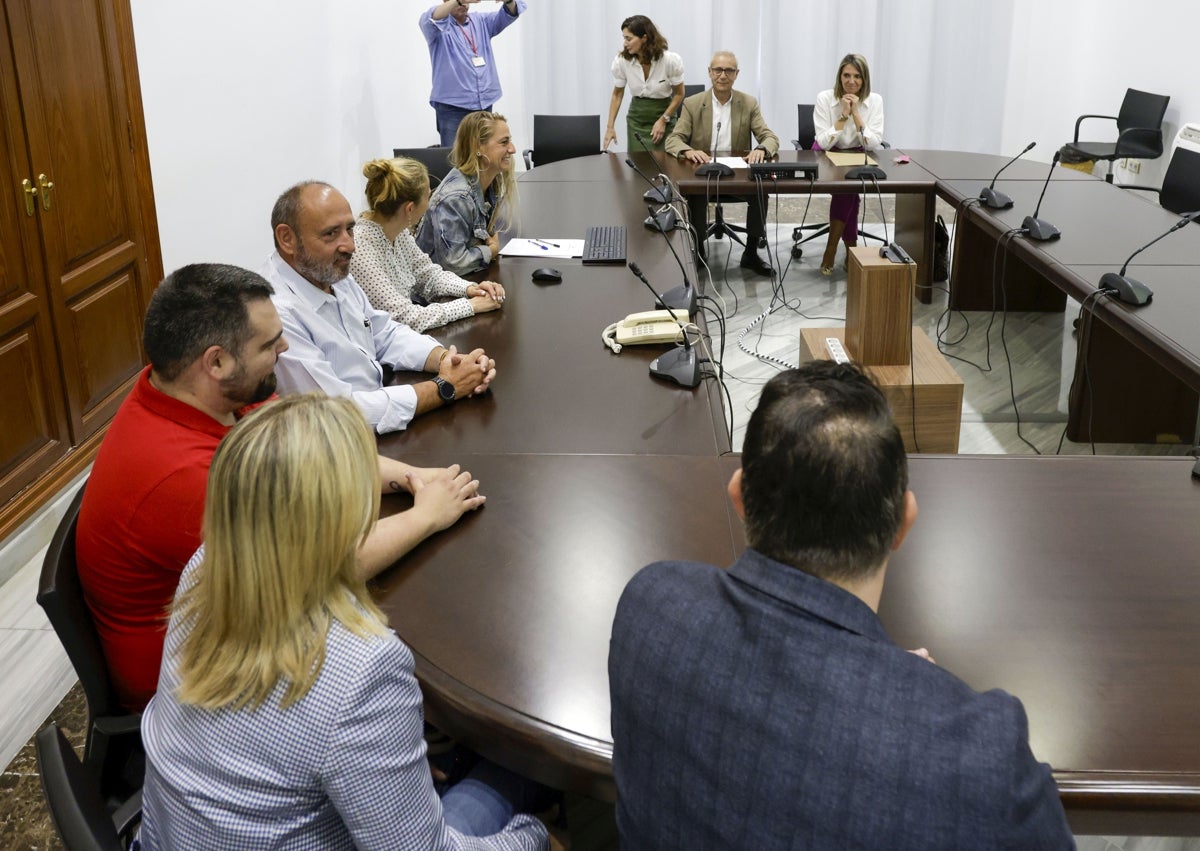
[880,242,913,264]
[825,337,850,364]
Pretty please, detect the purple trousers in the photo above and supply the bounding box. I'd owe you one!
[814,142,862,243]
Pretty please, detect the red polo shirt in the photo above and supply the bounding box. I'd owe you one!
[77,366,230,711]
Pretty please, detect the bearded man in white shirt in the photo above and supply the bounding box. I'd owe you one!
[261,181,496,433]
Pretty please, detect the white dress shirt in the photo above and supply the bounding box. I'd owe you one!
[709,93,733,153]
[813,89,885,151]
[261,252,440,434]
[610,50,685,99]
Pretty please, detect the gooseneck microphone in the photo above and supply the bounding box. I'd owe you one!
[649,220,697,315]
[845,124,886,180]
[628,262,701,387]
[696,120,734,177]
[1098,210,1200,306]
[1022,151,1062,241]
[979,141,1036,209]
[624,157,674,205]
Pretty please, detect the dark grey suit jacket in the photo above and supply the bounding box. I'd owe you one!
[608,549,1075,850]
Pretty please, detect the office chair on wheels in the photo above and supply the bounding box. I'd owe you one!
[522,114,601,170]
[37,485,145,814]
[1119,145,1200,214]
[789,103,888,260]
[1061,88,1170,184]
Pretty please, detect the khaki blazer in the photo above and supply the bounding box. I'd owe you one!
[664,89,780,158]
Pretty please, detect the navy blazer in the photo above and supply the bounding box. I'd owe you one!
[608,549,1075,850]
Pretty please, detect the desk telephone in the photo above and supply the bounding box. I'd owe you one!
[602,309,694,353]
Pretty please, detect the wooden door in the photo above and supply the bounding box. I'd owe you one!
[6,0,155,445]
[0,5,71,506]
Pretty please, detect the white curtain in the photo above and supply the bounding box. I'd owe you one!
[516,0,1015,155]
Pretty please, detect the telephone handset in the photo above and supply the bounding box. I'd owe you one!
[602,309,693,353]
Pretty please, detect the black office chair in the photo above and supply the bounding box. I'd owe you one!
[1121,145,1200,216]
[674,83,706,120]
[1062,88,1170,183]
[392,146,454,187]
[522,114,601,170]
[789,103,887,260]
[37,724,142,851]
[37,485,144,810]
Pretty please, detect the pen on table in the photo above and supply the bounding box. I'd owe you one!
[531,238,561,248]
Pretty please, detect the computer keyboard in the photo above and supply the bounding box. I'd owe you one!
[582,225,627,265]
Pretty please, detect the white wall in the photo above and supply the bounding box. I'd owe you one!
[1003,0,1199,186]
[130,1,1198,275]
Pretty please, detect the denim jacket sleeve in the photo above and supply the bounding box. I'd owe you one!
[415,171,490,276]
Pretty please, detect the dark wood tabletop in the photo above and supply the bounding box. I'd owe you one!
[371,152,1200,834]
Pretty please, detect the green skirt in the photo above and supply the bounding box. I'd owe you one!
[627,95,672,152]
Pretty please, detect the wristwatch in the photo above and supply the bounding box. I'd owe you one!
[433,376,457,404]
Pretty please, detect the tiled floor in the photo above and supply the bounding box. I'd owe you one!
[0,201,1195,848]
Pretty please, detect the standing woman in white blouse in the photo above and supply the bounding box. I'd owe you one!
[603,15,685,153]
[353,157,505,333]
[813,53,885,275]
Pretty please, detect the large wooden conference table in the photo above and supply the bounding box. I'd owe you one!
[372,151,1200,835]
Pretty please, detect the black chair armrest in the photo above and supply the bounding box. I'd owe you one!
[1073,113,1118,142]
[92,714,142,738]
[791,138,802,150]
[1115,127,1164,156]
[522,149,533,171]
[112,787,143,841]
[1120,184,1162,196]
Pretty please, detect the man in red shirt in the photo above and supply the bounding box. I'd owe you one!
[77,263,485,711]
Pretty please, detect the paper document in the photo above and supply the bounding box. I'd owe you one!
[713,156,749,168]
[826,151,879,167]
[500,238,583,259]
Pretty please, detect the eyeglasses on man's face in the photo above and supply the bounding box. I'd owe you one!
[709,67,739,77]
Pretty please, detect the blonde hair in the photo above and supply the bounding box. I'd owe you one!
[362,157,430,219]
[174,394,385,711]
[449,111,518,232]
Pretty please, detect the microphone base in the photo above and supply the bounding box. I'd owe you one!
[846,165,887,180]
[650,344,701,388]
[979,187,1014,209]
[659,283,697,316]
[644,208,678,233]
[880,242,912,264]
[695,162,734,177]
[1098,272,1154,306]
[643,186,673,204]
[1022,216,1060,241]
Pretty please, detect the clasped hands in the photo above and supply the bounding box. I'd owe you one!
[466,281,506,313]
[439,344,496,397]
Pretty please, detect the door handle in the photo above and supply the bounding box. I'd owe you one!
[21,178,37,216]
[37,174,53,211]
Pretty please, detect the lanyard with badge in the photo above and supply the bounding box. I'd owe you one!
[457,17,486,67]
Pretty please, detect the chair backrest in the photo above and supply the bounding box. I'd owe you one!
[1117,88,1170,135]
[796,103,817,150]
[675,83,706,119]
[36,725,128,851]
[1160,145,1200,216]
[392,146,454,187]
[37,487,125,744]
[529,114,600,168]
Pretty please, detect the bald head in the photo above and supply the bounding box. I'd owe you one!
[271,181,356,291]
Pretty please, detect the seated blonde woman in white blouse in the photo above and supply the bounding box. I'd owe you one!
[352,157,505,333]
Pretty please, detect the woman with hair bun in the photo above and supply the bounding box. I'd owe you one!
[353,156,505,333]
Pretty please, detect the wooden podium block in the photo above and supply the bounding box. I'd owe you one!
[846,246,914,365]
[799,327,964,454]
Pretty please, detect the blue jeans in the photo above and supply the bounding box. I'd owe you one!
[434,102,493,147]
[439,758,556,836]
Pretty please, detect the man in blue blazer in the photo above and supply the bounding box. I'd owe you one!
[608,361,1074,850]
